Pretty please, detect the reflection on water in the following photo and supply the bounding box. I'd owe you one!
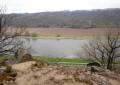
[27,38,89,58]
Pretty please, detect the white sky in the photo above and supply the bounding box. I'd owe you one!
[1,0,120,13]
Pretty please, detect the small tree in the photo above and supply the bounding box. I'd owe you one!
[0,8,25,55]
[84,31,120,70]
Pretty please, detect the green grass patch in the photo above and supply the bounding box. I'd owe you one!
[33,56,89,64]
[0,55,15,63]
[31,33,38,37]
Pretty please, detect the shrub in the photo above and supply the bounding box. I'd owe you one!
[56,34,61,37]
[31,33,37,37]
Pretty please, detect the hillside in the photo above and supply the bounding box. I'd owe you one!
[8,8,120,28]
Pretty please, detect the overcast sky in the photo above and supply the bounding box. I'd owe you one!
[1,0,120,13]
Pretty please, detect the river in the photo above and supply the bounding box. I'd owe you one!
[25,38,89,58]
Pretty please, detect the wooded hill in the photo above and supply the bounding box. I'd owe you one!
[7,8,120,28]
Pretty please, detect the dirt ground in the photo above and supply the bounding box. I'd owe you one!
[5,61,119,85]
[26,28,120,37]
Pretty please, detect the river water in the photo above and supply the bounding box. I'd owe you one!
[26,38,89,58]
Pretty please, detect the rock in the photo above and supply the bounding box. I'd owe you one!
[32,60,48,69]
[87,62,101,67]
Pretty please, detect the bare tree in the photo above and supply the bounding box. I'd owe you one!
[0,8,25,55]
[84,31,120,70]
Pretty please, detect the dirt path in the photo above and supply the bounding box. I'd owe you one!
[110,79,120,85]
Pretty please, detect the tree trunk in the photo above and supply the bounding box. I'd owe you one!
[107,57,113,70]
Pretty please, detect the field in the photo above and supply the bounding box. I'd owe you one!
[26,28,120,38]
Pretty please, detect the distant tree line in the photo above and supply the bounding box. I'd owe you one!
[7,8,120,28]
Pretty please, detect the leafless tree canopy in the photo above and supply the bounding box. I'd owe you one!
[0,8,25,55]
[84,31,120,70]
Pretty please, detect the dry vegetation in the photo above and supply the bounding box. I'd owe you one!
[26,28,120,38]
[0,61,120,85]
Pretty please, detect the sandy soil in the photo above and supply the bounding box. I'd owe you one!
[26,28,120,37]
[8,61,120,85]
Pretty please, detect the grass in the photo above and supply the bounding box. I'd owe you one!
[33,56,89,65]
[0,55,88,65]
[0,54,88,63]
[0,55,15,63]
[1,55,120,66]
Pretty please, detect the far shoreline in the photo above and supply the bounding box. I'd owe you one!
[21,27,120,39]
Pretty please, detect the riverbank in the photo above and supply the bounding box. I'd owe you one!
[33,56,89,65]
[30,36,95,40]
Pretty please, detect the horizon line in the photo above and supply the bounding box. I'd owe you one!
[6,7,120,14]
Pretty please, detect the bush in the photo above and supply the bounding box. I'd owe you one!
[56,34,61,37]
[31,33,37,37]
[20,54,33,62]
